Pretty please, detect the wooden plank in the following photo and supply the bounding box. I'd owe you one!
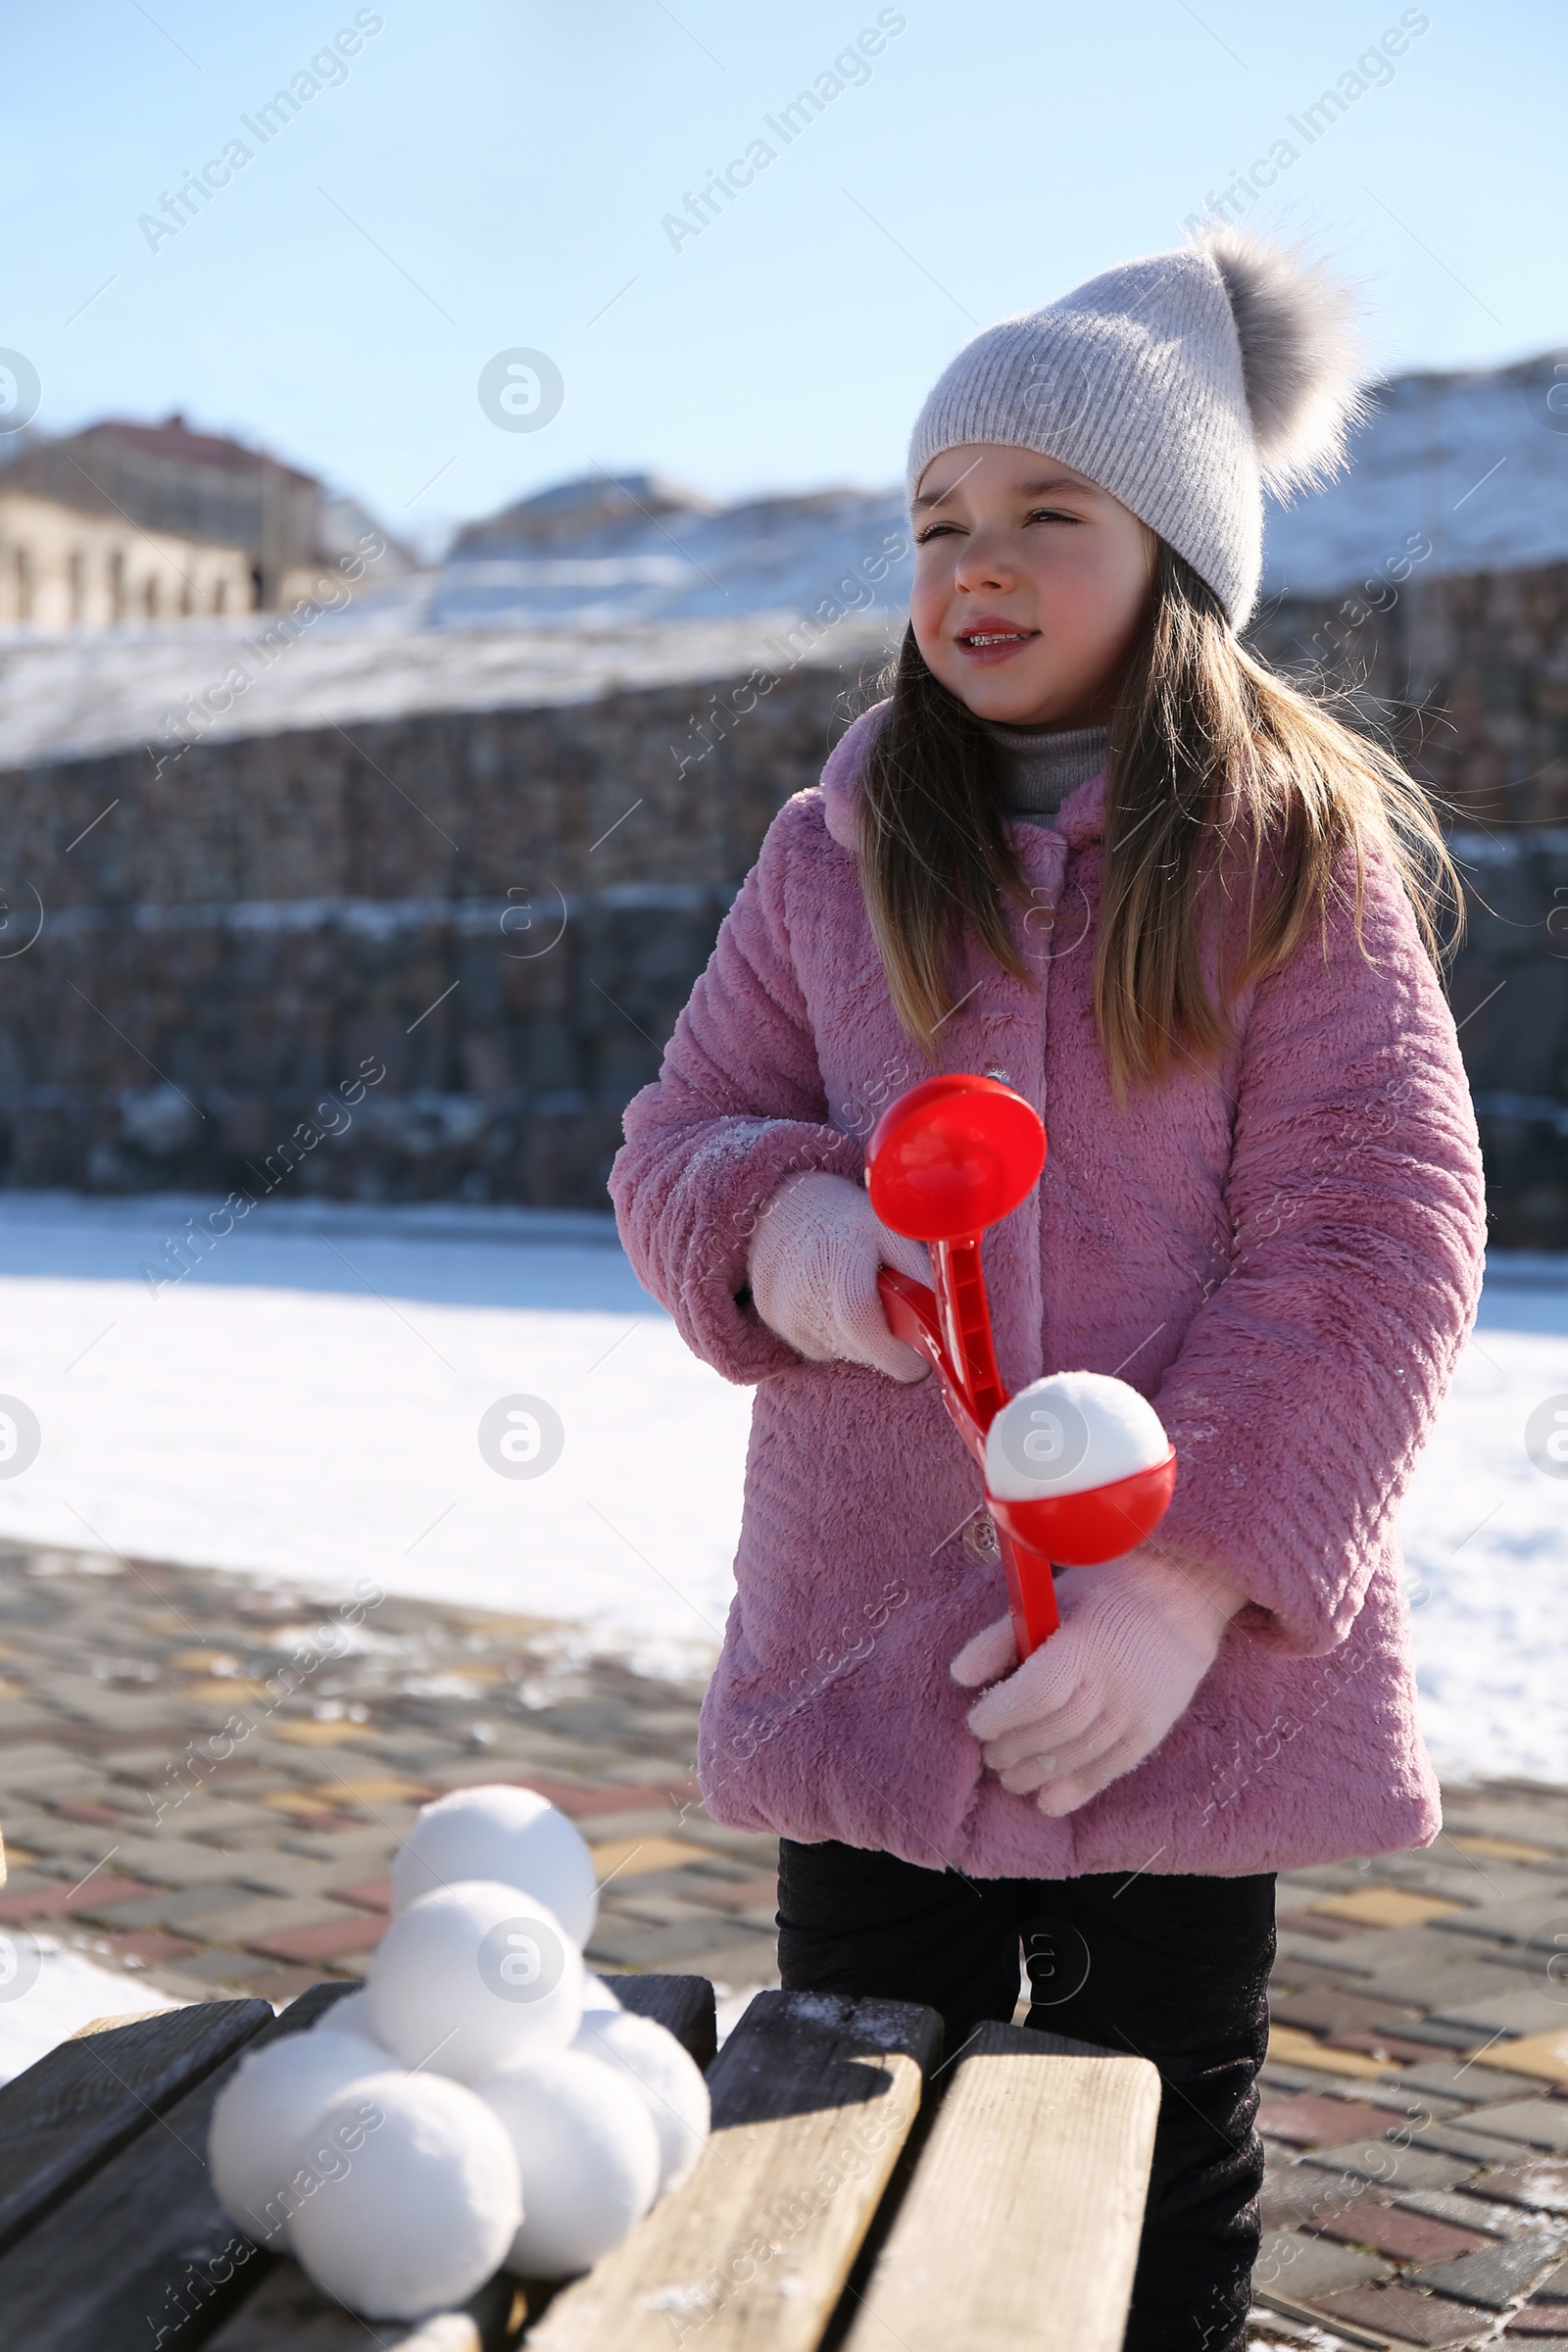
[0,1996,271,2257]
[203,2258,522,2350]
[837,2023,1161,2352]
[0,1977,357,2350]
[528,1990,942,2352]
[601,1973,717,2070]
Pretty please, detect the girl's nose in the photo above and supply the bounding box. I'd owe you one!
[953,534,1016,595]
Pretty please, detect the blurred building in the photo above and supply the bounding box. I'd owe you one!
[0,415,414,629]
[0,472,252,626]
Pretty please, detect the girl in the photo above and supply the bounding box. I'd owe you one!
[611,229,1486,2350]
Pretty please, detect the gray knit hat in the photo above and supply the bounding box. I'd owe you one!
[906,229,1365,629]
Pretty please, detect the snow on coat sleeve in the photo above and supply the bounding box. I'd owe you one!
[610,795,864,1384]
[1148,847,1487,1657]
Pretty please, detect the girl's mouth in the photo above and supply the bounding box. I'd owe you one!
[954,625,1039,665]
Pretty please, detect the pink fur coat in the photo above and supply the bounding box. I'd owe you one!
[609,707,1487,1879]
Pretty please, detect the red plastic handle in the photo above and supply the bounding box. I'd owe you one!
[998,1525,1060,1654]
[868,1078,1059,1657]
[933,1236,1009,1431]
[879,1264,1060,1657]
[878,1267,987,1471]
[869,1074,1176,1665]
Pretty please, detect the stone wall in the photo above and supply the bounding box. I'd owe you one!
[1251,560,1568,1246]
[0,562,1564,1238]
[0,660,873,1209]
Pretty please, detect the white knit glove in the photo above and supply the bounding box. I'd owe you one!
[951,1551,1245,1814]
[747,1171,932,1382]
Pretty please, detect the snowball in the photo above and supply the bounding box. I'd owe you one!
[581,1973,623,2014]
[986,1371,1169,1501]
[209,2028,394,2246]
[572,2007,710,2194]
[477,2048,661,2278]
[288,2071,521,2323]
[309,1988,382,2046]
[368,1880,584,2083]
[391,1785,598,1945]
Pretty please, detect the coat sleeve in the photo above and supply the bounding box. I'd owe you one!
[1148,848,1487,1656]
[609,795,865,1384]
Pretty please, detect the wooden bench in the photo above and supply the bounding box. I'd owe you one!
[0,1977,1159,2350]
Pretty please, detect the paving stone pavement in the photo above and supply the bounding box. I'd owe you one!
[0,1544,778,2015]
[7,1545,1568,2345]
[1250,1789,1568,2347]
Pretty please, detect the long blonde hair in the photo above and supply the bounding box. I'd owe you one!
[858,543,1459,1090]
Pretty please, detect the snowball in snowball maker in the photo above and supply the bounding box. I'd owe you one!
[209,2029,393,2243]
[986,1371,1169,1500]
[572,2008,710,2194]
[478,2049,660,2278]
[309,1987,380,2045]
[289,2073,521,2323]
[368,1880,584,2082]
[391,1785,598,1945]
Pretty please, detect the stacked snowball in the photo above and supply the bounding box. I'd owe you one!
[208,1786,710,2323]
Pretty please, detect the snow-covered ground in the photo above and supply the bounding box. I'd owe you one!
[0,1195,1562,1778]
[1401,1256,1568,1780]
[0,1195,748,1680]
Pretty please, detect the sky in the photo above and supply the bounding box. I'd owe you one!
[3,1,1564,556]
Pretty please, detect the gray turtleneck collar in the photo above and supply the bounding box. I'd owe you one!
[981,720,1110,827]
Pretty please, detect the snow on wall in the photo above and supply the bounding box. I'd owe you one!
[1260,350,1568,598]
[434,488,912,632]
[0,602,894,773]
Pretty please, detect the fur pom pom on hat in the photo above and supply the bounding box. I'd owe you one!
[905,229,1367,629]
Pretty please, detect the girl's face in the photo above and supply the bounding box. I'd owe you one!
[909,443,1156,728]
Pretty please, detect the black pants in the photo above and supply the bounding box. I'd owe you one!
[776,1839,1275,2352]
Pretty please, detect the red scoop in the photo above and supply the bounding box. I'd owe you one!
[867,1073,1045,1432]
[867,1072,1175,1658]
